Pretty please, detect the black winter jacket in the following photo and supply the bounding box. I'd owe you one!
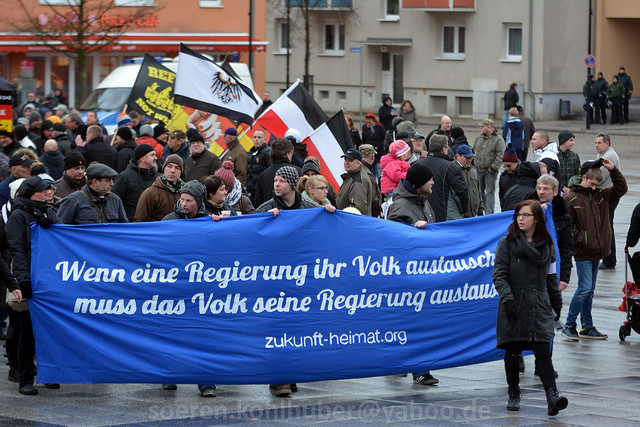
[246,144,271,203]
[493,235,562,349]
[419,153,468,222]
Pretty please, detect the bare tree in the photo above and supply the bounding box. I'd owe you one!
[269,0,356,93]
[12,0,163,104]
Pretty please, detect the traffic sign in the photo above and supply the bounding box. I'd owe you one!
[584,55,596,67]
[350,47,362,53]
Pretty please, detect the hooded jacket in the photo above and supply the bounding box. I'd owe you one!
[563,166,627,260]
[134,176,183,222]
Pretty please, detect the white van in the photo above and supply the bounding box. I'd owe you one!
[79,57,253,133]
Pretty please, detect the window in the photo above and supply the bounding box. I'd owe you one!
[278,21,290,52]
[506,26,522,61]
[320,90,330,100]
[387,0,400,16]
[286,0,352,6]
[200,0,222,7]
[324,24,345,54]
[442,25,465,59]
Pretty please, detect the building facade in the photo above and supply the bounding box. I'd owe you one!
[0,0,267,108]
[265,0,594,121]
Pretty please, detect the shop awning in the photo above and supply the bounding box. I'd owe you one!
[0,32,268,53]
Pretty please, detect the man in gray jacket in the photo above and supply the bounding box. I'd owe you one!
[57,163,128,224]
[473,119,505,215]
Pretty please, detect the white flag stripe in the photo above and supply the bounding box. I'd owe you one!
[309,123,345,187]
[175,46,261,123]
[269,96,316,137]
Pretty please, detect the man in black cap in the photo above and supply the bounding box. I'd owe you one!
[112,144,160,221]
[5,176,59,395]
[31,119,57,155]
[219,127,247,186]
[184,132,221,182]
[0,153,34,207]
[336,148,374,216]
[135,154,184,222]
[115,127,137,173]
[386,162,439,386]
[55,150,87,199]
[557,130,581,190]
[57,163,127,224]
[0,130,23,158]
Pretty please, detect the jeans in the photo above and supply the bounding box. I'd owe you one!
[566,260,599,329]
[502,109,510,128]
[478,170,497,214]
[373,162,382,183]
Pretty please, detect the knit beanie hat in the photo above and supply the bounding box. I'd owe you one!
[389,140,411,159]
[139,124,153,137]
[64,150,87,170]
[558,130,575,146]
[116,113,131,127]
[405,162,433,188]
[301,162,320,175]
[189,132,205,144]
[275,165,300,190]
[134,143,155,162]
[215,160,236,191]
[451,127,465,140]
[181,180,206,209]
[502,146,518,162]
[153,123,168,139]
[29,111,42,125]
[163,153,183,172]
[116,127,133,141]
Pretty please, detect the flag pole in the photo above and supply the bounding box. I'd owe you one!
[110,104,128,146]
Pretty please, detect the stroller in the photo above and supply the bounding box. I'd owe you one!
[619,249,640,341]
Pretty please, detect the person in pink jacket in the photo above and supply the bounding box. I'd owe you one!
[380,140,411,196]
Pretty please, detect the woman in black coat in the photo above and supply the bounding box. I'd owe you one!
[493,200,567,416]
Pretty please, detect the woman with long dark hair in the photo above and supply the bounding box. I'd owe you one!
[493,200,567,416]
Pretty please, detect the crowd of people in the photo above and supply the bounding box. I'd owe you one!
[0,96,634,417]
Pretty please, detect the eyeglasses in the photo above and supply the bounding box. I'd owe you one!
[515,213,534,219]
[313,186,328,192]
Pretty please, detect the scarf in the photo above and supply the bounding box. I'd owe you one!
[513,232,553,267]
[161,176,183,193]
[226,178,243,207]
[208,199,224,210]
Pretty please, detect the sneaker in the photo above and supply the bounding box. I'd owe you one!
[162,384,177,390]
[561,325,579,341]
[44,383,60,389]
[413,373,439,385]
[579,327,608,340]
[199,386,216,397]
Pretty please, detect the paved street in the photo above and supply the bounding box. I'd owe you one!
[1,117,640,426]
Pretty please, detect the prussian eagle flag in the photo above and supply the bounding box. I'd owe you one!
[174,44,262,125]
[303,110,353,191]
[253,80,328,140]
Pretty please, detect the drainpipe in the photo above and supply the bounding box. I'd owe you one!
[528,0,535,118]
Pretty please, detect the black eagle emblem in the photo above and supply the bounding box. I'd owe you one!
[210,71,241,104]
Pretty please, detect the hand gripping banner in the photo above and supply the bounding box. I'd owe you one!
[30,209,516,384]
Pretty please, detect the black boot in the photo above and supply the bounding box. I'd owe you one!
[507,386,520,411]
[545,387,568,416]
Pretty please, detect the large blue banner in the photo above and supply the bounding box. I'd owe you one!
[30,209,515,384]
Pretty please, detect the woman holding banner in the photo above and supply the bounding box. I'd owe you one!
[493,200,567,416]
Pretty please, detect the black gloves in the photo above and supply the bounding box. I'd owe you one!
[37,217,55,228]
[504,301,518,321]
[553,305,562,322]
